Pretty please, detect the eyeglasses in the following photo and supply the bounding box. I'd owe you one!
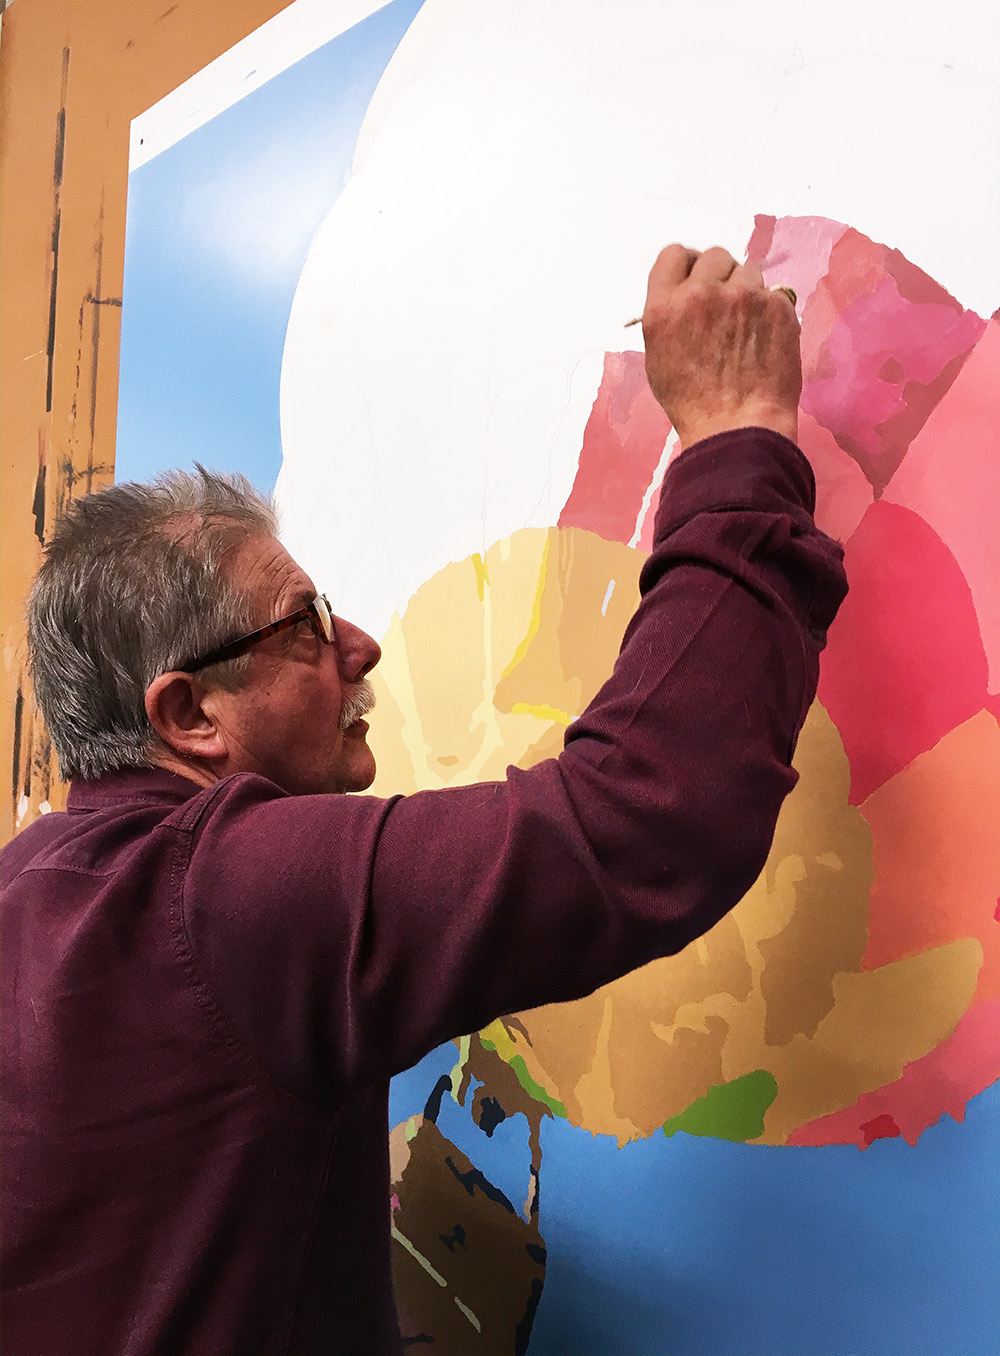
[178,594,335,673]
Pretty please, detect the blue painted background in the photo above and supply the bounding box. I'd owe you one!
[117,0,425,491]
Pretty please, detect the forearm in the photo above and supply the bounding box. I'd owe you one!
[555,425,846,955]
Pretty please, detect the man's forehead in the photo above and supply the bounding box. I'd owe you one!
[233,533,316,614]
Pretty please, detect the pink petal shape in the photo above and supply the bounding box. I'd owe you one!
[797,409,873,544]
[746,213,849,311]
[799,231,985,494]
[883,318,1000,693]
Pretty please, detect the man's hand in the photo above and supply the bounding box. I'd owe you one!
[641,245,801,449]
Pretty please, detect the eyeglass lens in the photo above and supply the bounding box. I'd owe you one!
[314,595,335,644]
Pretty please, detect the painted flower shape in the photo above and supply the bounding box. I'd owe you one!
[370,217,1000,1149]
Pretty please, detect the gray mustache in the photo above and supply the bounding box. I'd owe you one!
[339,678,376,732]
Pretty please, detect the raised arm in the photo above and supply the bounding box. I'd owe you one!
[183,247,847,1103]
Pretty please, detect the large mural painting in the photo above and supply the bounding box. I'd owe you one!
[117,2,1000,1352]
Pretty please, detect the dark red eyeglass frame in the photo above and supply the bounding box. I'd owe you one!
[177,594,335,673]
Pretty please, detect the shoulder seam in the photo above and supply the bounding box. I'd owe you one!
[166,796,337,1117]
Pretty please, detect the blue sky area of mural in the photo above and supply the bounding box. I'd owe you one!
[118,7,999,1353]
[116,0,426,491]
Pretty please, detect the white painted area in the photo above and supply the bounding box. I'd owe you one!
[128,0,390,170]
[630,433,682,550]
[276,0,999,639]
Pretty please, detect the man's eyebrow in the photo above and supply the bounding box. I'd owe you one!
[271,589,315,622]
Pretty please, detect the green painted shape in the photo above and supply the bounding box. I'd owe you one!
[479,1037,568,1119]
[662,1069,778,1143]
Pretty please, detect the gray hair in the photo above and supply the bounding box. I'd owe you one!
[28,466,278,781]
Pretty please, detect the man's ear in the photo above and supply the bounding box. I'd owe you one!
[144,672,228,763]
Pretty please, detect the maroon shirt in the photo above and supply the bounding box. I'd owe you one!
[2,430,846,1355]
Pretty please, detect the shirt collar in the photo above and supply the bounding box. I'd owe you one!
[67,765,205,812]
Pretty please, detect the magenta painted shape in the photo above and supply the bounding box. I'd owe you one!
[817,500,988,804]
[751,219,985,496]
[799,234,984,494]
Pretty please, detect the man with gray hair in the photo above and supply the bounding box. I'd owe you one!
[1,246,847,1355]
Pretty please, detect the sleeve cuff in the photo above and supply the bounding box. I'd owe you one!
[656,427,817,539]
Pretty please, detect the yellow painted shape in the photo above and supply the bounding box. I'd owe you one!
[498,533,550,681]
[471,552,489,602]
[509,701,573,726]
[479,1018,517,1061]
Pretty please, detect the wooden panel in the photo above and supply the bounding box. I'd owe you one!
[0,0,293,843]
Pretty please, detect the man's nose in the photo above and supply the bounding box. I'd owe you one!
[334,616,381,683]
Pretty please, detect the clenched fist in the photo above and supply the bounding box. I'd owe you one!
[641,245,801,449]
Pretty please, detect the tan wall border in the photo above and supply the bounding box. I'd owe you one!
[0,0,294,843]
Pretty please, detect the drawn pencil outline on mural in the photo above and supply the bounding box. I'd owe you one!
[360,213,999,1347]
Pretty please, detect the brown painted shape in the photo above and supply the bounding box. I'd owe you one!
[509,701,878,1142]
[375,527,980,1148]
[0,0,296,844]
[390,1115,545,1353]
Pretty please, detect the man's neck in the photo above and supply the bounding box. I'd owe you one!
[147,749,218,790]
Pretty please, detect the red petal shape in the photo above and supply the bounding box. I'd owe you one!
[558,350,672,545]
[817,501,988,803]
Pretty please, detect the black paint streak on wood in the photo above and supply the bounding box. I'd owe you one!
[45,48,71,413]
[32,724,53,803]
[88,202,106,446]
[23,716,32,800]
[45,222,62,412]
[32,462,46,543]
[43,731,53,801]
[55,455,113,514]
[12,688,24,803]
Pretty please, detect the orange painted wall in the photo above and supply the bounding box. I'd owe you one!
[0,0,293,844]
